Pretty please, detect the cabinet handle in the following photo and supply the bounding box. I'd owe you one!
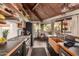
[17,50,20,54]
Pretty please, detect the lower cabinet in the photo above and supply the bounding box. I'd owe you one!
[47,43,59,56]
[10,41,26,56]
[59,48,72,56]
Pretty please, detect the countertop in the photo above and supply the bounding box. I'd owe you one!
[59,42,79,56]
[0,36,27,56]
[48,35,79,56]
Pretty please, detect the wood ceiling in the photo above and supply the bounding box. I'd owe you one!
[22,3,79,21]
[0,3,79,21]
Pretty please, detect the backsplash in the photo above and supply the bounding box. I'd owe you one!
[0,20,18,40]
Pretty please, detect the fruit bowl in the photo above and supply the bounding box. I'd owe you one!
[0,41,7,46]
[0,37,7,46]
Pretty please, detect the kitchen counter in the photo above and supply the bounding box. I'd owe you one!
[59,42,79,56]
[48,36,79,56]
[0,36,27,56]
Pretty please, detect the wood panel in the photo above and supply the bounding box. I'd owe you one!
[22,3,40,21]
[22,3,79,21]
[0,20,6,24]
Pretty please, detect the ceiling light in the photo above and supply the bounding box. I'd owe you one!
[61,3,70,13]
[61,7,69,13]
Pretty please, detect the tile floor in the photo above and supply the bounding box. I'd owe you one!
[27,40,50,56]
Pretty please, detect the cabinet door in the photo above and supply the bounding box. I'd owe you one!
[47,43,59,56]
[59,48,71,56]
[10,44,23,56]
[22,41,27,56]
[10,41,27,56]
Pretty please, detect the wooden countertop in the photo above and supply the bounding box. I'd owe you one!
[0,36,27,56]
[48,37,79,56]
[48,38,60,54]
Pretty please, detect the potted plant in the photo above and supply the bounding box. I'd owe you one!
[0,30,8,46]
[2,30,9,39]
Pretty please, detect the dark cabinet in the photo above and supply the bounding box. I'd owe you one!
[11,45,22,56]
[47,43,59,56]
[22,41,27,56]
[59,48,72,56]
[23,22,33,46]
[10,41,26,56]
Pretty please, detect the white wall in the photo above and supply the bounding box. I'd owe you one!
[77,15,79,36]
[6,20,18,39]
[0,20,18,39]
[0,28,3,37]
[68,15,79,36]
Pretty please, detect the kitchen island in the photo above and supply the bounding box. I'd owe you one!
[0,36,28,56]
[47,35,79,56]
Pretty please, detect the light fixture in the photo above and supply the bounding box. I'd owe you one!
[0,14,5,20]
[61,7,69,13]
[61,3,69,13]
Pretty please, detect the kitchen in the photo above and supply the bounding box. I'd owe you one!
[0,3,79,56]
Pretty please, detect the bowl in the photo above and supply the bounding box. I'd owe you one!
[0,42,7,46]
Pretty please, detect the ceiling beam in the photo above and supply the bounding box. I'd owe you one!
[23,4,42,21]
[5,3,30,21]
[32,10,43,21]
[0,8,12,16]
[32,3,39,10]
[43,9,79,23]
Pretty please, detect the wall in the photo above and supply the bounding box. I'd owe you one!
[0,20,18,39]
[77,15,79,36]
[0,28,3,37]
[43,9,79,36]
[68,15,79,36]
[6,20,18,39]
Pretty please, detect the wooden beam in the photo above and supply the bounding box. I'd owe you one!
[5,4,25,17]
[0,20,6,24]
[0,8,12,16]
[23,4,42,21]
[32,10,43,21]
[32,3,39,10]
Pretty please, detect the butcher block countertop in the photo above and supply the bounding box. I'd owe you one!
[48,36,79,56]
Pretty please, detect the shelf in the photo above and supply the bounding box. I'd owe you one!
[0,20,6,24]
[0,7,18,19]
[0,24,10,27]
[17,23,22,28]
[5,4,29,20]
[0,8,12,16]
